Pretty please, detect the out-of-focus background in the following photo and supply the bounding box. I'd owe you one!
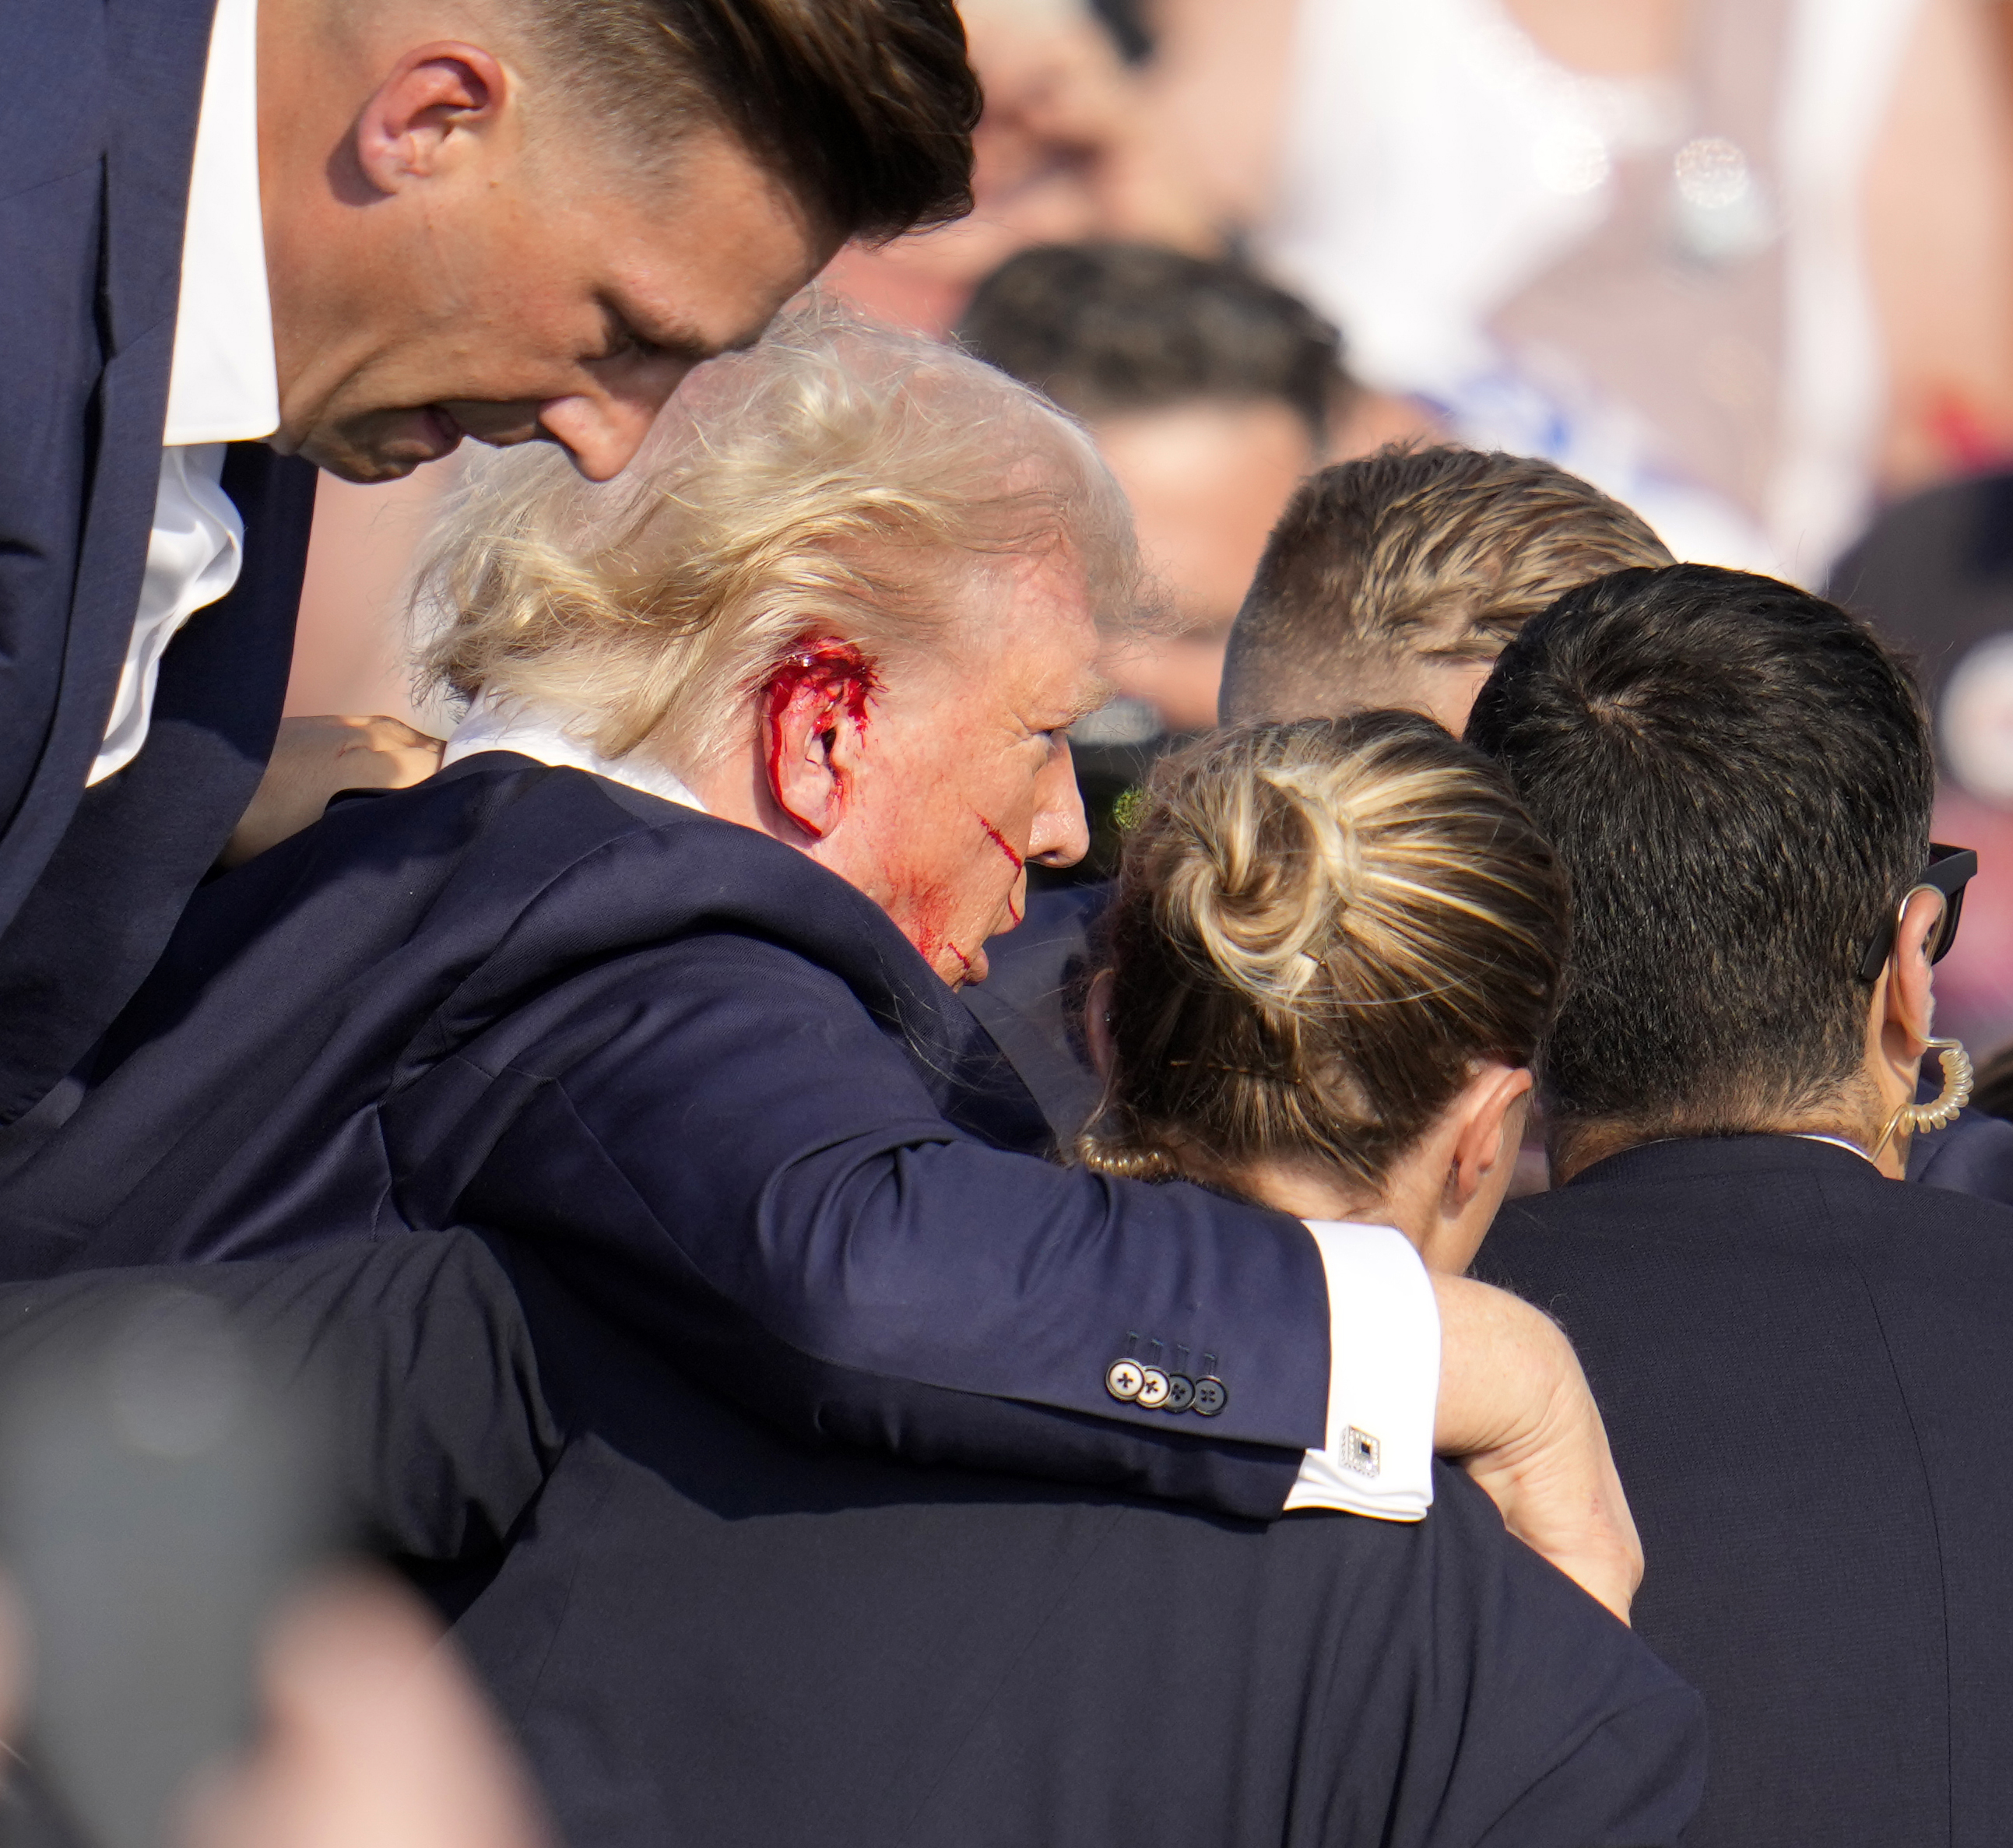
[289,0,2013,1052]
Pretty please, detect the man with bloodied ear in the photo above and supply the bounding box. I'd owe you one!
[0,314,1701,1841]
[0,0,977,1129]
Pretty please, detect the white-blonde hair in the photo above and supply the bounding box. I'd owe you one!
[414,302,1139,773]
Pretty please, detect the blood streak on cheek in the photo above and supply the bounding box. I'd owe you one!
[761,639,882,831]
[976,816,1024,874]
[977,815,1026,926]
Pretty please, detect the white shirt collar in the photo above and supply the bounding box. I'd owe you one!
[441,692,708,812]
[1790,1133,1879,1168]
[163,0,279,447]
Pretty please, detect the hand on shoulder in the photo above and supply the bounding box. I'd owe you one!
[1433,1274,1643,1625]
[221,716,444,868]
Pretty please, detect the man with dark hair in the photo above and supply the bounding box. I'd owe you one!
[0,0,978,1124]
[1221,445,1672,733]
[1469,563,2013,1847]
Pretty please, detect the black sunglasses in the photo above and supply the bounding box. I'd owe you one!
[1855,841,1978,981]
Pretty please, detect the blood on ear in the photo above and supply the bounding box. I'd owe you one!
[761,639,882,836]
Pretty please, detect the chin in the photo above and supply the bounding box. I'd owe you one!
[300,408,464,483]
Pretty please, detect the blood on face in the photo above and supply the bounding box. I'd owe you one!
[976,814,1026,926]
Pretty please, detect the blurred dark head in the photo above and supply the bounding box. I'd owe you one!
[959,244,1344,748]
[958,242,1344,444]
[1466,564,1934,1151]
[1223,446,1671,734]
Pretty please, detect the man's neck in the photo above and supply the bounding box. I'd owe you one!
[1550,1108,1897,1185]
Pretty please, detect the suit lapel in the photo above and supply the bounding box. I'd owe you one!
[3,0,220,922]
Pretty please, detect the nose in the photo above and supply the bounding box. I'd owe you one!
[537,385,680,483]
[1028,736,1090,869]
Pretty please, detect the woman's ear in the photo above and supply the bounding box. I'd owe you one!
[1449,1065,1535,1207]
[1084,968,1118,1082]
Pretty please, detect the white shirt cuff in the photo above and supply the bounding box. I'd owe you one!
[1282,1221,1439,1521]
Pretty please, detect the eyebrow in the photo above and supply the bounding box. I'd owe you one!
[599,299,767,368]
[1058,669,1116,728]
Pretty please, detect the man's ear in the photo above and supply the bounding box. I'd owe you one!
[1084,968,1118,1082]
[353,44,509,195]
[1449,1065,1534,1207]
[760,642,880,842]
[1882,885,1944,1051]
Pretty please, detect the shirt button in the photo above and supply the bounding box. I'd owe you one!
[1105,1358,1145,1401]
[1191,1376,1228,1418]
[1134,1365,1172,1409]
[1162,1373,1196,1414]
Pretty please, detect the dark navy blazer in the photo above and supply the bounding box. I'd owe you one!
[451,1240,1706,1848]
[1479,1136,2013,1848]
[0,1231,559,1569]
[0,0,317,1123]
[0,756,1336,1516]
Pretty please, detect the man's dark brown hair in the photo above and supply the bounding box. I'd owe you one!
[1467,564,1934,1144]
[528,0,980,241]
[1220,445,1670,722]
[956,243,1347,444]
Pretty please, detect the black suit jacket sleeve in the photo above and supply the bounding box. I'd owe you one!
[0,1232,560,1562]
[388,933,1327,1518]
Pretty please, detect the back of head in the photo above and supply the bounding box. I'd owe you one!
[1466,563,1934,1142]
[1221,447,1671,724]
[1084,713,1565,1193]
[417,303,1136,769]
[513,0,979,239]
[956,242,1344,444]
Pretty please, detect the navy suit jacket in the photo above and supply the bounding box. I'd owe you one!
[0,756,1335,1516]
[1478,1136,2013,1847]
[0,0,317,1122]
[0,1231,559,1569]
[450,1239,1706,1847]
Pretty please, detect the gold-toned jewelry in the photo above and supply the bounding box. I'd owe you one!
[1871,1037,1974,1160]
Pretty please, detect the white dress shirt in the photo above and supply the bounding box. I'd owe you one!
[441,694,708,810]
[91,0,278,787]
[444,697,1440,1520]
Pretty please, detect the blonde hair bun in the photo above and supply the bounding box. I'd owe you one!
[1081,713,1567,1193]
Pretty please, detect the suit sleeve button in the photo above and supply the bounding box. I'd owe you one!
[1162,1373,1196,1413]
[1105,1358,1145,1401]
[1191,1376,1228,1418]
[1133,1366,1172,1408]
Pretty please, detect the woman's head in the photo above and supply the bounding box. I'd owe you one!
[415,303,1144,985]
[1083,712,1568,1268]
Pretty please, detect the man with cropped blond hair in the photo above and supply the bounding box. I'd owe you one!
[1219,444,1674,733]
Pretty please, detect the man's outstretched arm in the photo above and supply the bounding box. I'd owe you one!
[402,933,1639,1611]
